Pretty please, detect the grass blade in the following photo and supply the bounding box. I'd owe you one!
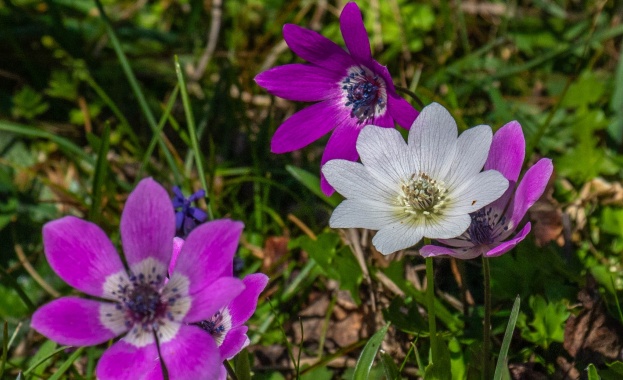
[48,347,84,380]
[285,165,342,207]
[88,124,110,223]
[493,296,521,380]
[353,322,390,380]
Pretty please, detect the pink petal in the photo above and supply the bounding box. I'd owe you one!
[319,121,361,195]
[387,95,419,129]
[219,326,249,360]
[168,237,185,275]
[339,2,372,63]
[420,244,484,260]
[120,178,175,269]
[282,24,355,72]
[229,273,269,327]
[183,277,245,323]
[270,101,343,154]
[510,159,553,227]
[96,339,162,380]
[254,64,343,102]
[42,217,124,298]
[485,121,525,182]
[485,223,532,258]
[159,325,222,380]
[173,219,243,293]
[32,297,123,346]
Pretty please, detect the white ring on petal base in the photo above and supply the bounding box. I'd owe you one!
[99,302,130,336]
[129,257,168,287]
[213,308,233,346]
[161,273,192,324]
[102,270,132,301]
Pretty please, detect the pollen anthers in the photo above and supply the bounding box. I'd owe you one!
[196,308,232,346]
[341,66,387,123]
[465,207,509,245]
[398,172,448,218]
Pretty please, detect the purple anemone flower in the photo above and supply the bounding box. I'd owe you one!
[172,186,207,237]
[255,2,419,195]
[420,121,553,259]
[170,239,269,379]
[31,178,246,380]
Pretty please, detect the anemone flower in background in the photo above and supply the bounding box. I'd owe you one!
[172,186,207,237]
[322,103,509,255]
[31,178,245,380]
[255,2,419,196]
[170,239,269,379]
[420,121,553,259]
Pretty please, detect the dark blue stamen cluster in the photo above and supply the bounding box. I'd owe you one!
[465,207,509,245]
[195,310,227,342]
[109,268,169,334]
[172,186,208,237]
[342,67,386,123]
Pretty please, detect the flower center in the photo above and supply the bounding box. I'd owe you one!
[341,66,387,123]
[113,271,168,329]
[195,309,232,346]
[398,172,448,218]
[465,207,508,245]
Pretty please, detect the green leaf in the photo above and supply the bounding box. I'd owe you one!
[587,363,601,380]
[494,296,521,380]
[285,165,342,207]
[380,350,401,380]
[353,323,390,380]
[296,233,363,304]
[48,347,85,380]
[24,341,61,377]
[383,296,427,334]
[11,86,49,120]
[518,295,568,348]
[233,349,251,380]
[423,334,452,380]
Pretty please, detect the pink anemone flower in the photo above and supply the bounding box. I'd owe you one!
[255,2,419,195]
[31,178,246,380]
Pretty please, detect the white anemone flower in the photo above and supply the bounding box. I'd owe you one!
[322,102,509,255]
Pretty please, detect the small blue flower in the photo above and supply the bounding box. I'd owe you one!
[172,186,207,237]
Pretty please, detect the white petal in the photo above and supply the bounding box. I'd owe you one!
[329,199,401,229]
[407,103,458,179]
[421,214,471,239]
[447,170,509,215]
[445,125,492,189]
[356,125,416,186]
[372,220,424,255]
[322,159,395,200]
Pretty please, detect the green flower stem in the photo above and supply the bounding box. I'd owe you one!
[174,56,214,221]
[482,256,492,380]
[425,256,438,362]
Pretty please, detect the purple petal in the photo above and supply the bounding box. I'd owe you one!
[229,273,268,327]
[282,24,355,72]
[339,2,372,63]
[168,237,185,275]
[173,220,242,289]
[219,326,250,360]
[387,95,419,129]
[31,297,123,346]
[271,101,343,154]
[485,223,532,258]
[159,325,222,380]
[96,339,162,380]
[183,277,245,323]
[42,216,124,298]
[255,64,343,102]
[420,244,484,260]
[188,189,206,202]
[485,121,525,182]
[121,178,175,268]
[510,158,553,227]
[319,122,361,195]
[175,212,184,231]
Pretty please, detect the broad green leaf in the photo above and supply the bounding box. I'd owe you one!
[353,323,390,380]
[587,363,601,380]
[233,349,251,380]
[423,334,451,380]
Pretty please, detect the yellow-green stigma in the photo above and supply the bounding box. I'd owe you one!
[398,172,448,218]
